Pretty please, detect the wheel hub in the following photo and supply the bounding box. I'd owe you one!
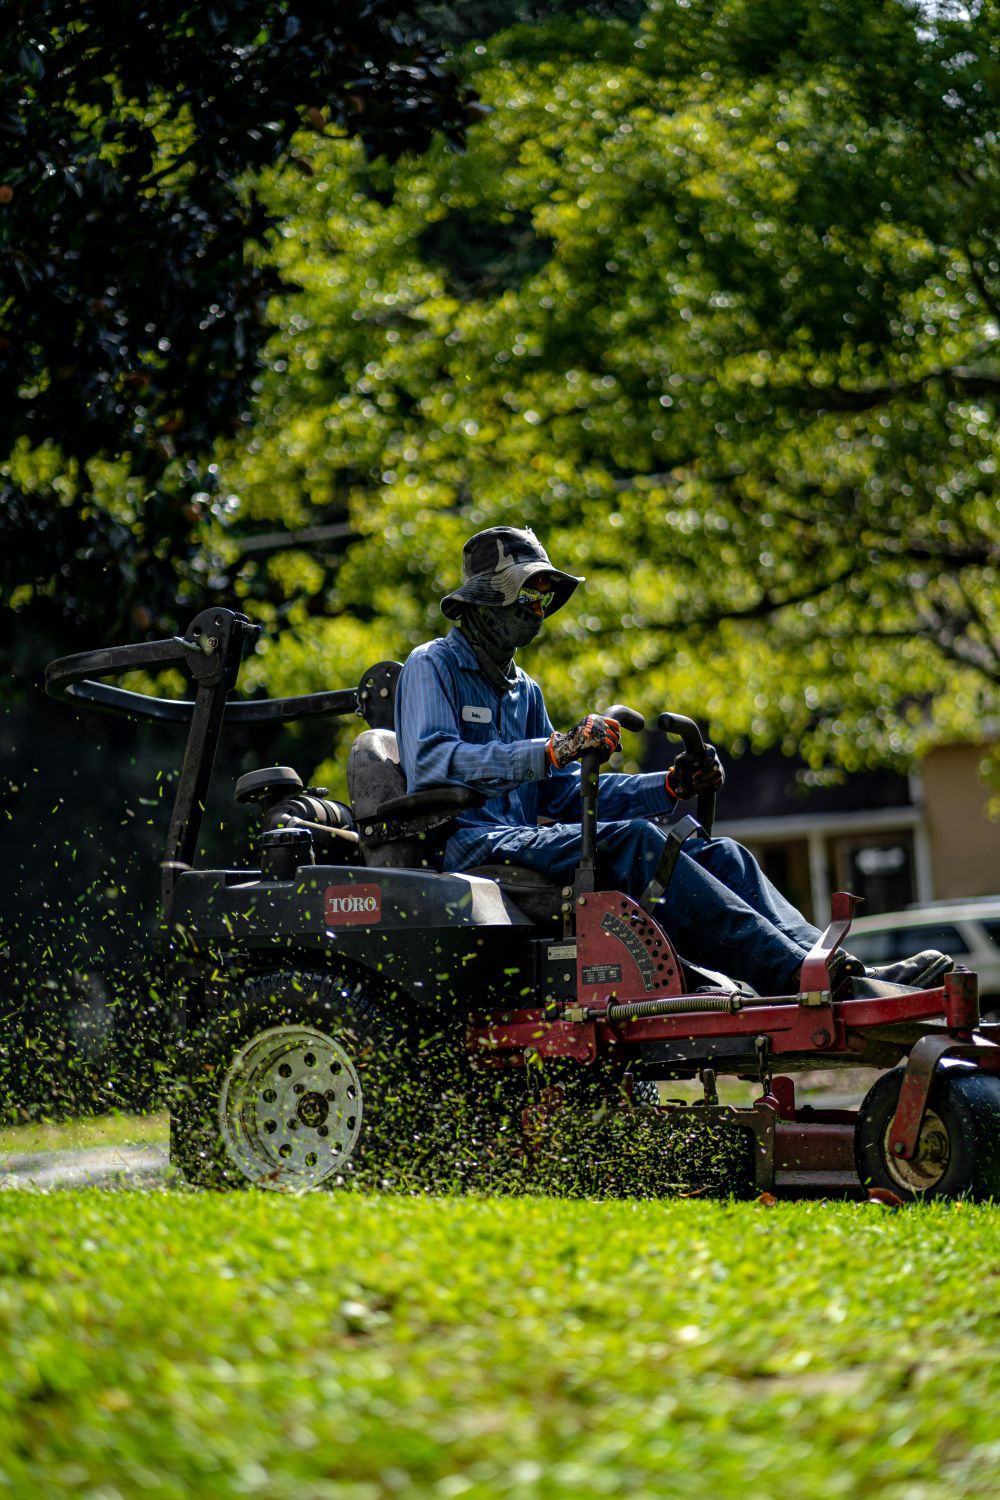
[218,1024,363,1188]
[883,1105,951,1194]
[296,1091,330,1129]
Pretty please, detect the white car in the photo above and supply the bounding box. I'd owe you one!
[847,899,1000,1014]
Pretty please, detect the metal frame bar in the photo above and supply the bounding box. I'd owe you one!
[46,638,357,725]
[45,608,365,918]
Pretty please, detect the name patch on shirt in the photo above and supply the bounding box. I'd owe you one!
[461,704,492,724]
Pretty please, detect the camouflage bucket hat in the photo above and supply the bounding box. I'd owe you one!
[440,526,583,620]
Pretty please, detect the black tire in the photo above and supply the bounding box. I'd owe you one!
[855,1064,1000,1202]
[170,969,459,1191]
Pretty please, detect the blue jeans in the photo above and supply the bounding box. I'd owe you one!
[450,818,823,995]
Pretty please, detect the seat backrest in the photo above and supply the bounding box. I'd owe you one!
[347,728,439,869]
[347,728,406,818]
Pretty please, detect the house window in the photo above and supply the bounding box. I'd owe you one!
[836,835,915,916]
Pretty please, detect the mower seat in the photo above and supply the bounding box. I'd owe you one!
[347,727,406,818]
[348,728,443,868]
[347,731,568,925]
[348,728,487,870]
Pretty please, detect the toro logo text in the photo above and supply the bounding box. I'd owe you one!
[324,884,383,925]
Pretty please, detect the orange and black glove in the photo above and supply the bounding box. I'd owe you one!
[547,714,621,769]
[665,745,725,801]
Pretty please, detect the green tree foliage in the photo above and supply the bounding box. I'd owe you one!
[0,0,478,677]
[217,0,1000,774]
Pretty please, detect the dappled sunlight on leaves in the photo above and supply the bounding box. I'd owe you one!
[199,0,1000,782]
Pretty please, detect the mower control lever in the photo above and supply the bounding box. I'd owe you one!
[656,711,704,754]
[578,703,644,885]
[606,704,645,734]
[657,711,716,837]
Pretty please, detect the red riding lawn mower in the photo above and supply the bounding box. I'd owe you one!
[47,607,1000,1201]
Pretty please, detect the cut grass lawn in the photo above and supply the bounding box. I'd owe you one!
[2,1192,1000,1498]
[0,1110,168,1156]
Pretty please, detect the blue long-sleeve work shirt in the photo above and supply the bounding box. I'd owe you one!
[395,627,673,872]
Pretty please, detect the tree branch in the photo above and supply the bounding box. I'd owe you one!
[632,562,858,646]
[693,471,999,568]
[952,574,1000,675]
[235,521,357,557]
[870,537,999,568]
[912,582,1000,683]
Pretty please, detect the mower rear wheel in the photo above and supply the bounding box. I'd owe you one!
[171,969,452,1191]
[855,1064,1000,1202]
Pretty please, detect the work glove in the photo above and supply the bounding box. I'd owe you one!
[547,714,621,769]
[665,745,725,801]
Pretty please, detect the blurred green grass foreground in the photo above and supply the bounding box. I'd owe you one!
[2,1190,1000,1497]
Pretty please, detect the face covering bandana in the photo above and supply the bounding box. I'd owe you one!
[458,603,543,692]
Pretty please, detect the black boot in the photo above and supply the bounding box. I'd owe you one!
[864,950,953,989]
[826,950,865,999]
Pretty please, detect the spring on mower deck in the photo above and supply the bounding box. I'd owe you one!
[606,993,743,1022]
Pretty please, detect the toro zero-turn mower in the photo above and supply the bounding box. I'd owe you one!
[46,606,1000,1201]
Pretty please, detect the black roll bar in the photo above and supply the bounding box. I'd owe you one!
[45,635,357,724]
[45,607,368,918]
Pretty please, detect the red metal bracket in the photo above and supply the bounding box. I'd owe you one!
[889,1026,1000,1160]
[467,1009,598,1065]
[766,1075,797,1119]
[575,893,685,1008]
[798,891,863,1001]
[944,967,980,1036]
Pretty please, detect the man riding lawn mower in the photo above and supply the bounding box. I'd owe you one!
[44,528,1000,1201]
[399,525,951,1003]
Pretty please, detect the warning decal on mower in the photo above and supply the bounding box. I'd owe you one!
[324,884,382,924]
[583,963,623,985]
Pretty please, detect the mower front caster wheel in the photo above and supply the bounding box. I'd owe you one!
[855,1064,1000,1202]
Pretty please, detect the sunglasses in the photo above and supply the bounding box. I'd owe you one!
[516,583,556,616]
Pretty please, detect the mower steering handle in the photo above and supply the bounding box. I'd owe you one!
[578,704,644,871]
[579,704,644,781]
[656,712,716,837]
[605,704,645,734]
[656,712,704,755]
